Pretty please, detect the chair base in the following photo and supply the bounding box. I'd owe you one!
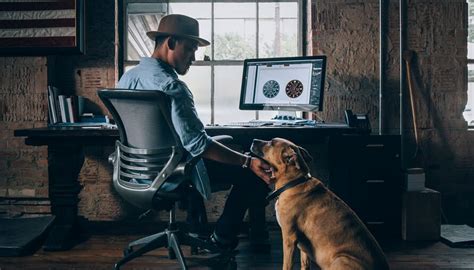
[114,222,220,270]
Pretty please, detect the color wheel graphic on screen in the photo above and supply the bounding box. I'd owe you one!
[262,80,280,98]
[285,79,304,98]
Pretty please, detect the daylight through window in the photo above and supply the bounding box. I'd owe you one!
[466,0,474,127]
[124,0,303,124]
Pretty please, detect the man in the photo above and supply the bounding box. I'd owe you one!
[117,14,272,251]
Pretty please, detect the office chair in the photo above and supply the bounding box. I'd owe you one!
[98,89,232,270]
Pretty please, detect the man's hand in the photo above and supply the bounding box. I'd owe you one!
[249,157,274,184]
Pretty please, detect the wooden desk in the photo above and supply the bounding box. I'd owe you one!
[14,124,362,251]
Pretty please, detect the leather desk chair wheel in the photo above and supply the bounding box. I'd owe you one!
[98,89,232,270]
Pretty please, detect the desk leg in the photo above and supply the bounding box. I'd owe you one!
[44,144,84,251]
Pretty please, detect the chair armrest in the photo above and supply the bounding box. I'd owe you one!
[168,135,233,182]
[171,162,188,177]
[212,135,233,144]
[108,151,117,164]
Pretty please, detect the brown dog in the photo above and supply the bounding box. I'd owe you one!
[250,138,389,270]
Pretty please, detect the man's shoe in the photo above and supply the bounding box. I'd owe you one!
[202,232,239,254]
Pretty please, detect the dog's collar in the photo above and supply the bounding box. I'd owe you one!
[266,173,312,201]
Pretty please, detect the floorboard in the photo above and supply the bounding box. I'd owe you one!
[1,226,474,269]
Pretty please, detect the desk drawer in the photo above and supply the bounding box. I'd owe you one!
[328,135,402,239]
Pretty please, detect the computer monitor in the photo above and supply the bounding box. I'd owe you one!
[239,56,326,112]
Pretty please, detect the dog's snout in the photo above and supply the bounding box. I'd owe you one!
[250,139,268,157]
[252,139,266,145]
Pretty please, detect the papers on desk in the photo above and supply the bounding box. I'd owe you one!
[81,124,117,129]
[50,122,117,129]
[48,113,116,129]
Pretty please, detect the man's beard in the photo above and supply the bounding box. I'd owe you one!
[178,64,191,75]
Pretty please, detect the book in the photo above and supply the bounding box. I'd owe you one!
[47,87,56,124]
[58,95,68,123]
[53,122,116,128]
[66,97,75,123]
[77,96,85,117]
[47,86,61,124]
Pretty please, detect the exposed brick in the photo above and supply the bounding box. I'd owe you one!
[0,150,18,160]
[7,188,35,197]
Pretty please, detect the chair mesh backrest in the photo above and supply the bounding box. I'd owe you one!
[104,90,178,149]
[98,89,186,208]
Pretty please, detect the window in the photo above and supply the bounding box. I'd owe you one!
[123,0,303,124]
[466,0,474,127]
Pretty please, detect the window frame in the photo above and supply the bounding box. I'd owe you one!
[467,0,474,128]
[120,0,306,124]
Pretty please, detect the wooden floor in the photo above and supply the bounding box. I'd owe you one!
[1,226,474,270]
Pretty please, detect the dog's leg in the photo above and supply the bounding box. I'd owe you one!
[282,232,297,270]
[328,256,365,270]
[299,249,311,270]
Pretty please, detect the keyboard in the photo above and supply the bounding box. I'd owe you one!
[222,120,274,127]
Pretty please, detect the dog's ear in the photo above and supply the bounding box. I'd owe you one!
[283,147,308,170]
[282,148,299,168]
[287,146,312,171]
[297,146,313,164]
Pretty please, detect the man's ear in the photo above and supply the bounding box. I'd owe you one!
[167,37,177,50]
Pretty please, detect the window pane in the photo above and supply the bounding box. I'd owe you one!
[259,2,298,58]
[214,66,255,123]
[469,0,474,59]
[214,3,256,60]
[169,2,212,61]
[126,3,167,60]
[467,1,474,126]
[179,66,212,124]
[465,64,474,126]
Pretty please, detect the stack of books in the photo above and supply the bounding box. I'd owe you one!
[47,86,114,128]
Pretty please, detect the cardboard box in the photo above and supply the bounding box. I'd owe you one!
[402,188,441,241]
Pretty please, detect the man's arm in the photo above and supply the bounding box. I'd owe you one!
[201,140,273,184]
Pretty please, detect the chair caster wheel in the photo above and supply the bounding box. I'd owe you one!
[168,247,176,259]
[123,247,133,256]
[114,263,121,270]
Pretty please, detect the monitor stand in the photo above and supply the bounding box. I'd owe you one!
[253,111,316,126]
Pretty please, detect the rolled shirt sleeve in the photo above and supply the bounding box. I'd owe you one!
[162,80,213,157]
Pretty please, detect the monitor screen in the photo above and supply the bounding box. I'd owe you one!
[239,56,326,112]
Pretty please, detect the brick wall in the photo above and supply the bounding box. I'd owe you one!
[0,57,50,217]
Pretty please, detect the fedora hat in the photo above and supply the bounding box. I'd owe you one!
[146,14,210,47]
